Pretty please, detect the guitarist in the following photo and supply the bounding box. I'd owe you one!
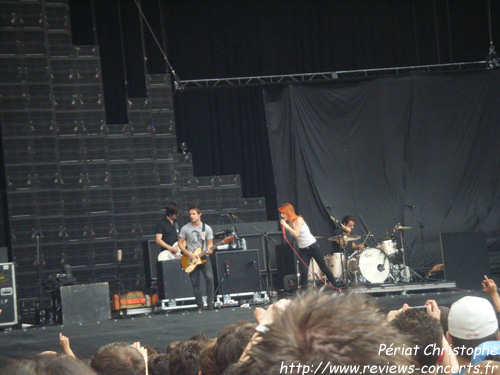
[155,202,181,258]
[178,205,215,312]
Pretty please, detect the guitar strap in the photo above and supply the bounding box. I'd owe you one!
[174,220,179,236]
[201,222,206,251]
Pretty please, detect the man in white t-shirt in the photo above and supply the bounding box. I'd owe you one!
[178,205,215,311]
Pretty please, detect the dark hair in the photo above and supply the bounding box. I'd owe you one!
[147,354,169,375]
[391,309,443,366]
[439,305,450,333]
[198,340,217,375]
[165,202,179,217]
[168,340,204,375]
[0,354,96,375]
[189,332,212,343]
[342,215,355,225]
[214,322,256,374]
[239,289,415,375]
[449,331,500,359]
[188,205,202,214]
[90,343,145,375]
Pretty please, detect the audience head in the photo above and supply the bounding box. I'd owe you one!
[391,308,443,367]
[147,353,169,375]
[214,322,256,374]
[447,296,499,359]
[0,354,96,375]
[239,289,415,374]
[198,340,216,375]
[168,340,204,375]
[438,305,450,334]
[90,342,146,375]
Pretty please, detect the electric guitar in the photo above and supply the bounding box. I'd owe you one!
[181,236,235,273]
[158,242,181,261]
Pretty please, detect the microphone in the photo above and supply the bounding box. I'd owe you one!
[117,249,122,262]
[224,263,230,276]
[405,205,416,209]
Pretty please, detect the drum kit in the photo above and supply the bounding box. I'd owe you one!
[309,225,416,286]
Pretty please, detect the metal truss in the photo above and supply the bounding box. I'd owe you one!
[179,61,487,89]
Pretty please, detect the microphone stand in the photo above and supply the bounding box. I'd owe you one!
[224,212,277,301]
[407,206,426,266]
[248,260,271,304]
[34,230,46,325]
[116,250,123,316]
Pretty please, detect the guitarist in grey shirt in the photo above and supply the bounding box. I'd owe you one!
[178,205,215,311]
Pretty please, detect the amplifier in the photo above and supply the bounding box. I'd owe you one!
[112,291,148,311]
[0,263,18,327]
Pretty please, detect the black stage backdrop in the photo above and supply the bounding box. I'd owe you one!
[265,71,500,269]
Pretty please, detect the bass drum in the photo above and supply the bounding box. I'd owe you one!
[348,248,390,284]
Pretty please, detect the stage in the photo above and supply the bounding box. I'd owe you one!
[0,286,488,367]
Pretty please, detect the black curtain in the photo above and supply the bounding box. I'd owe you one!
[265,71,500,269]
[66,0,500,228]
[173,87,277,218]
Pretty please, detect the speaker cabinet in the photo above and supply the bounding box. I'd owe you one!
[440,232,490,290]
[60,282,111,326]
[284,274,298,292]
[143,239,161,286]
[275,244,297,290]
[0,263,17,327]
[215,250,261,294]
[157,260,202,300]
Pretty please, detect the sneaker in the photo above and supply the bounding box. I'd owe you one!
[205,304,215,311]
[196,307,203,313]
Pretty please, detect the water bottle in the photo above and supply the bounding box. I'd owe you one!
[241,238,247,250]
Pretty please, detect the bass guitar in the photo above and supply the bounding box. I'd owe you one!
[181,236,235,273]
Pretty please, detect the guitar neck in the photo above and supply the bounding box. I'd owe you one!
[209,239,226,251]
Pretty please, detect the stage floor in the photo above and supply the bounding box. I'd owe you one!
[0,288,487,367]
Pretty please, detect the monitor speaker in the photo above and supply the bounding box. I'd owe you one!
[156,260,200,300]
[60,282,111,326]
[215,250,261,294]
[440,231,490,290]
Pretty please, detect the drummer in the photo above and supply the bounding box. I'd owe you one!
[331,215,365,255]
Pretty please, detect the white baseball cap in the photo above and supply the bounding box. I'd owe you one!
[448,296,498,340]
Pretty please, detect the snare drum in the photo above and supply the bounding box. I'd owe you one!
[377,240,398,256]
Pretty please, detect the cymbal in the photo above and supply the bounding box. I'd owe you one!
[393,226,413,230]
[328,234,361,242]
[314,236,328,239]
[378,237,391,242]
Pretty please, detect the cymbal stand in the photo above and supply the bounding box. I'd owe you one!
[407,206,426,267]
[392,224,405,267]
[326,207,350,287]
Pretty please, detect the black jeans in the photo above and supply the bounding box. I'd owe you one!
[189,257,214,308]
[298,242,336,287]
